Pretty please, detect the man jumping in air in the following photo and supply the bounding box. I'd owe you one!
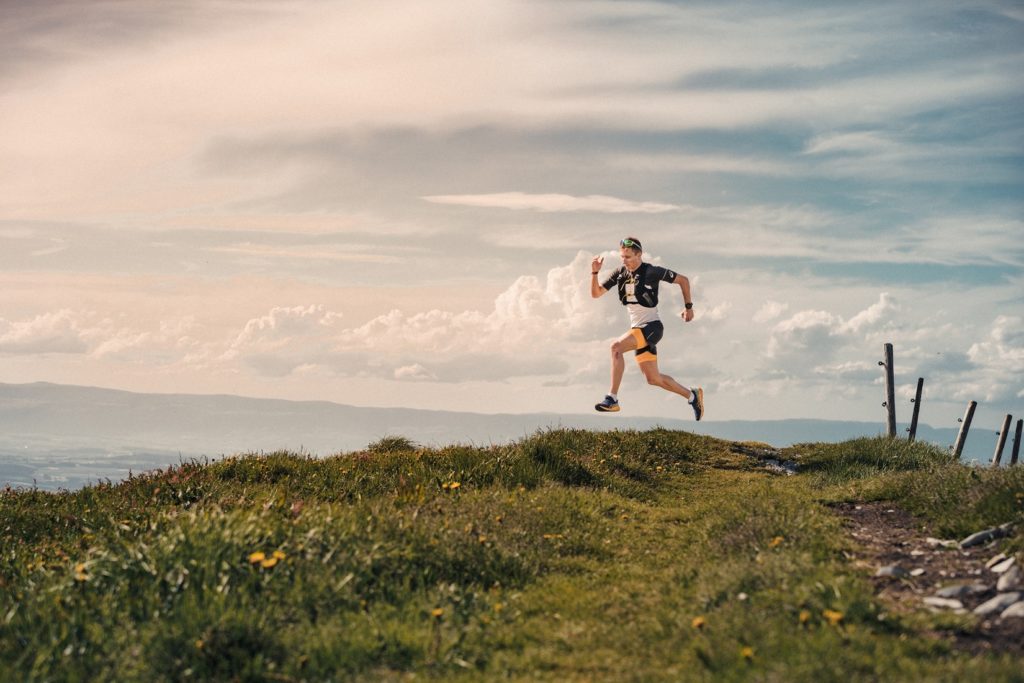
[590,237,704,420]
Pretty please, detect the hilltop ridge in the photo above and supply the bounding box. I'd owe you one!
[2,428,1021,681]
[0,381,991,490]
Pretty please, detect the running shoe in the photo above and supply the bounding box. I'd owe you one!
[595,395,620,412]
[690,387,704,421]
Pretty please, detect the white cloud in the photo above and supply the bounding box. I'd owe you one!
[765,293,898,375]
[701,301,732,322]
[0,308,203,364]
[219,252,617,382]
[964,316,1024,402]
[753,300,789,323]
[842,292,898,334]
[421,192,681,214]
[394,363,436,381]
[0,310,90,354]
[804,131,897,156]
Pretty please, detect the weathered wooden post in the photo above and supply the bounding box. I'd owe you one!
[952,401,977,459]
[992,414,1013,467]
[879,343,896,437]
[1011,419,1022,466]
[907,377,924,442]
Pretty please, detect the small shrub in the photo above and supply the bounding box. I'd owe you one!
[367,436,419,454]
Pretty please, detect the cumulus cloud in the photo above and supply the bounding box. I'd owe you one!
[421,192,681,214]
[964,316,1024,402]
[764,293,898,376]
[222,305,346,376]
[394,363,436,381]
[842,293,899,334]
[0,310,91,354]
[221,252,618,382]
[753,300,788,323]
[0,308,206,365]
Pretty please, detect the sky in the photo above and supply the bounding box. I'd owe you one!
[1,0,1022,430]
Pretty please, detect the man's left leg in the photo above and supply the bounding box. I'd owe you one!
[637,358,690,398]
[638,357,704,421]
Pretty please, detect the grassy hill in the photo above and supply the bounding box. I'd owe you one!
[2,429,1022,681]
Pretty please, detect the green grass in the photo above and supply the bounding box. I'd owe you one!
[2,430,1022,681]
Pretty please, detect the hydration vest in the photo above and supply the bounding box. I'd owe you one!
[610,263,677,308]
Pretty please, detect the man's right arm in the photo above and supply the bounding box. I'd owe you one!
[591,256,608,298]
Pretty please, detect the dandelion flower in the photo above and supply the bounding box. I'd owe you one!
[799,609,811,624]
[691,616,706,629]
[248,551,266,564]
[261,557,279,569]
[768,536,784,548]
[823,609,844,626]
[272,550,287,560]
[431,608,444,619]
[741,646,755,660]
[449,482,461,490]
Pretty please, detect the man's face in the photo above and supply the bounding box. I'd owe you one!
[620,246,641,271]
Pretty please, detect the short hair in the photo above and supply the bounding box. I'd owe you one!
[620,236,643,253]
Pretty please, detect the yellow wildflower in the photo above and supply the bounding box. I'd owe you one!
[248,551,266,564]
[799,609,811,624]
[449,481,461,490]
[741,646,755,660]
[74,563,88,581]
[768,536,784,548]
[823,609,844,626]
[261,557,279,569]
[431,607,444,619]
[691,616,706,629]
[494,602,504,613]
[272,550,287,560]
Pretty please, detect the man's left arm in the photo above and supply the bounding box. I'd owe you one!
[673,274,693,322]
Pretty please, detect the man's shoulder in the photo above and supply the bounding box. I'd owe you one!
[644,263,675,276]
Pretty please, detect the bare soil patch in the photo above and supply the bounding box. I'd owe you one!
[831,501,1023,657]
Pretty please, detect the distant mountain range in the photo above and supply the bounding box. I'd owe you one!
[0,382,1005,490]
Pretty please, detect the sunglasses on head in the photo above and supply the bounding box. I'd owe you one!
[620,238,642,250]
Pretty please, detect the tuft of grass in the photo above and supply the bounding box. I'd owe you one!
[791,436,952,484]
[367,435,420,454]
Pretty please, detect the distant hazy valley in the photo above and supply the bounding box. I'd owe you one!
[0,382,995,490]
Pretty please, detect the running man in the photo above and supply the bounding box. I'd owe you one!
[590,237,704,420]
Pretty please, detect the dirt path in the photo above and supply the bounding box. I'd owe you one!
[832,501,1023,656]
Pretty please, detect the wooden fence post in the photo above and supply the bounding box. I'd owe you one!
[880,343,896,437]
[1012,419,1022,466]
[952,401,977,459]
[908,377,923,442]
[992,414,1012,467]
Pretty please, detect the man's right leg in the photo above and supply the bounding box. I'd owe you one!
[597,331,639,412]
[610,330,639,395]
